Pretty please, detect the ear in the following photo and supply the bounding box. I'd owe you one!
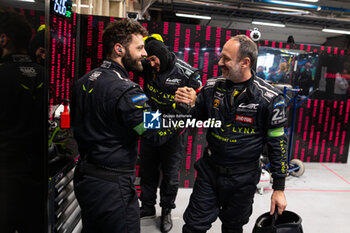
[241,57,251,69]
[113,43,123,57]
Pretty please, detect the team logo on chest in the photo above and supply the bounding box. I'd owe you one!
[237,103,259,113]
[213,99,221,108]
[213,90,224,109]
[165,78,181,85]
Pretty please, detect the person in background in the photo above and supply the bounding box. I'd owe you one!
[28,24,46,66]
[334,68,349,100]
[256,65,266,80]
[0,10,46,233]
[276,62,288,84]
[267,67,277,82]
[71,19,189,233]
[296,62,313,96]
[139,35,202,233]
[175,35,288,233]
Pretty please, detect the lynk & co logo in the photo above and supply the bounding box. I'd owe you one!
[143,110,162,129]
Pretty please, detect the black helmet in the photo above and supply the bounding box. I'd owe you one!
[253,210,303,233]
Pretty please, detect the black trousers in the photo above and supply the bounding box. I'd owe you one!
[139,134,185,209]
[74,166,140,233]
[183,158,261,233]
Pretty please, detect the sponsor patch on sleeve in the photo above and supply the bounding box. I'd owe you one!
[235,115,253,124]
[274,100,285,108]
[132,94,147,103]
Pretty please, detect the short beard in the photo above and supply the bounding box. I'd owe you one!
[122,48,143,72]
[227,63,242,82]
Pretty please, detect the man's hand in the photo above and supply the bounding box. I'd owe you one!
[175,87,197,106]
[270,190,287,215]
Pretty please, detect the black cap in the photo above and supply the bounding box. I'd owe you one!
[145,38,172,73]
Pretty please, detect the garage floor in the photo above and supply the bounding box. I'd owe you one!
[141,162,350,233]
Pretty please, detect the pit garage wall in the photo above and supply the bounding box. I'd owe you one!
[49,12,77,110]
[74,15,350,187]
[293,99,350,163]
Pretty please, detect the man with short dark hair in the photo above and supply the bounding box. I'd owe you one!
[72,19,186,233]
[256,65,266,80]
[139,36,201,233]
[0,10,46,233]
[176,35,288,233]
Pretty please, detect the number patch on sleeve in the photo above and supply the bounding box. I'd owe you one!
[271,108,287,125]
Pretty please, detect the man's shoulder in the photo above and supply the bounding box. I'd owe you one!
[174,58,198,78]
[79,67,138,91]
[251,76,282,103]
[204,76,225,89]
[0,60,45,80]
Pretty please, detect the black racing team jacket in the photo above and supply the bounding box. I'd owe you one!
[142,53,202,113]
[191,75,288,190]
[0,54,45,173]
[71,60,181,169]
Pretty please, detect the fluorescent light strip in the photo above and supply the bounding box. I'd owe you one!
[18,0,35,2]
[267,0,318,9]
[262,6,310,14]
[252,21,285,27]
[176,13,211,20]
[322,29,350,35]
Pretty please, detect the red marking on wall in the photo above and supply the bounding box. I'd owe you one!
[334,122,340,147]
[327,47,331,53]
[205,26,211,41]
[309,125,314,150]
[320,140,325,162]
[323,108,330,132]
[318,100,324,124]
[294,140,299,159]
[163,22,169,35]
[303,116,309,140]
[301,148,305,162]
[297,108,303,133]
[326,148,331,162]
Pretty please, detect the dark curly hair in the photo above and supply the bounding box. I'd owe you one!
[103,19,148,57]
[0,10,32,51]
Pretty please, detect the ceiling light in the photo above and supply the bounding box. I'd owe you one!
[266,0,318,9]
[252,21,285,27]
[322,29,350,35]
[299,0,318,2]
[18,0,35,2]
[261,6,310,14]
[176,13,211,20]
